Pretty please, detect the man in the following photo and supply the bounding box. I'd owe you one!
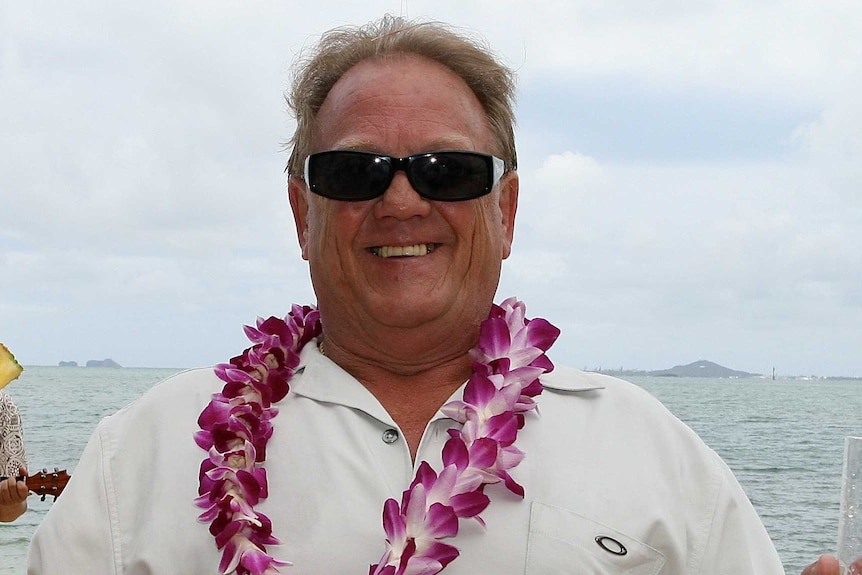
[28,16,857,575]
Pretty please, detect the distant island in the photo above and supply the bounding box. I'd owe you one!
[595,360,758,378]
[58,359,123,368]
[649,360,756,378]
[86,359,122,368]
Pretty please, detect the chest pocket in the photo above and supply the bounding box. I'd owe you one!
[526,502,666,575]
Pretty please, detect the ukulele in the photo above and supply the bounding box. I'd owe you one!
[1,468,70,501]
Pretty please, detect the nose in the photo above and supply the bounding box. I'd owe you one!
[372,171,432,220]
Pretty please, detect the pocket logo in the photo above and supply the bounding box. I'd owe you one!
[595,535,628,556]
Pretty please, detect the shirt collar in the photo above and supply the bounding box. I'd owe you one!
[288,342,603,422]
[289,340,398,426]
[539,365,606,392]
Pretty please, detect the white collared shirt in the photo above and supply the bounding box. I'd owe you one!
[29,343,785,574]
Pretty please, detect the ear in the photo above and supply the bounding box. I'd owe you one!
[498,171,519,260]
[288,176,311,260]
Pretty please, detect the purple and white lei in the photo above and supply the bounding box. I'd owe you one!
[195,298,560,575]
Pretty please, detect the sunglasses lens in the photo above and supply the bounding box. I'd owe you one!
[308,152,391,200]
[306,151,499,201]
[410,153,491,201]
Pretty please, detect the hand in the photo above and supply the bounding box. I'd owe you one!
[0,466,29,522]
[801,554,862,575]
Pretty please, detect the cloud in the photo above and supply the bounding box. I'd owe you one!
[489,0,862,103]
[1,0,860,375]
[791,68,862,197]
[505,69,862,373]
[518,153,861,312]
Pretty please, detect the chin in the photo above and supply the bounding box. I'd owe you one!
[377,300,446,329]
[379,291,490,329]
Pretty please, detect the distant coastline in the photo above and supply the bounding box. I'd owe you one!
[43,357,859,379]
[589,359,862,381]
[58,358,122,368]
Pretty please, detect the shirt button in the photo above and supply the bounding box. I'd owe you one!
[382,429,399,444]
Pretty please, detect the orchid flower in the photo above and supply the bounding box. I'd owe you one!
[369,299,559,575]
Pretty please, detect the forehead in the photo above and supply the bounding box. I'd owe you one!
[312,55,494,154]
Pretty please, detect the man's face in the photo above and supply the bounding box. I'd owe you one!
[289,55,518,342]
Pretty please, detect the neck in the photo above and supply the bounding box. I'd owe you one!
[319,333,474,458]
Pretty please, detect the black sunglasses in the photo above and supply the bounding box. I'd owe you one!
[303,150,506,202]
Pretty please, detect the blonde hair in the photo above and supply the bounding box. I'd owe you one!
[285,15,517,175]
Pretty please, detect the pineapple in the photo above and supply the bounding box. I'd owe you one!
[0,342,23,390]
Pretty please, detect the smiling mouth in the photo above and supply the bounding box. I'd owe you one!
[370,243,438,258]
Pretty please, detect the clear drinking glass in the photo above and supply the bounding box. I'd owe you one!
[838,436,862,574]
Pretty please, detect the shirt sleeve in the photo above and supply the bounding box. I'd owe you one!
[698,463,787,575]
[1,391,27,476]
[27,420,120,574]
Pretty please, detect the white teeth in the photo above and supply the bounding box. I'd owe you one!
[373,244,435,258]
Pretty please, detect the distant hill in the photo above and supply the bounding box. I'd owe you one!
[85,358,122,368]
[648,360,756,378]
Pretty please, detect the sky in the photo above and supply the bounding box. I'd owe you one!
[1,1,860,376]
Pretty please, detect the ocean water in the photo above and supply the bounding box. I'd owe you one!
[633,375,862,574]
[1,367,860,574]
[0,366,183,574]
